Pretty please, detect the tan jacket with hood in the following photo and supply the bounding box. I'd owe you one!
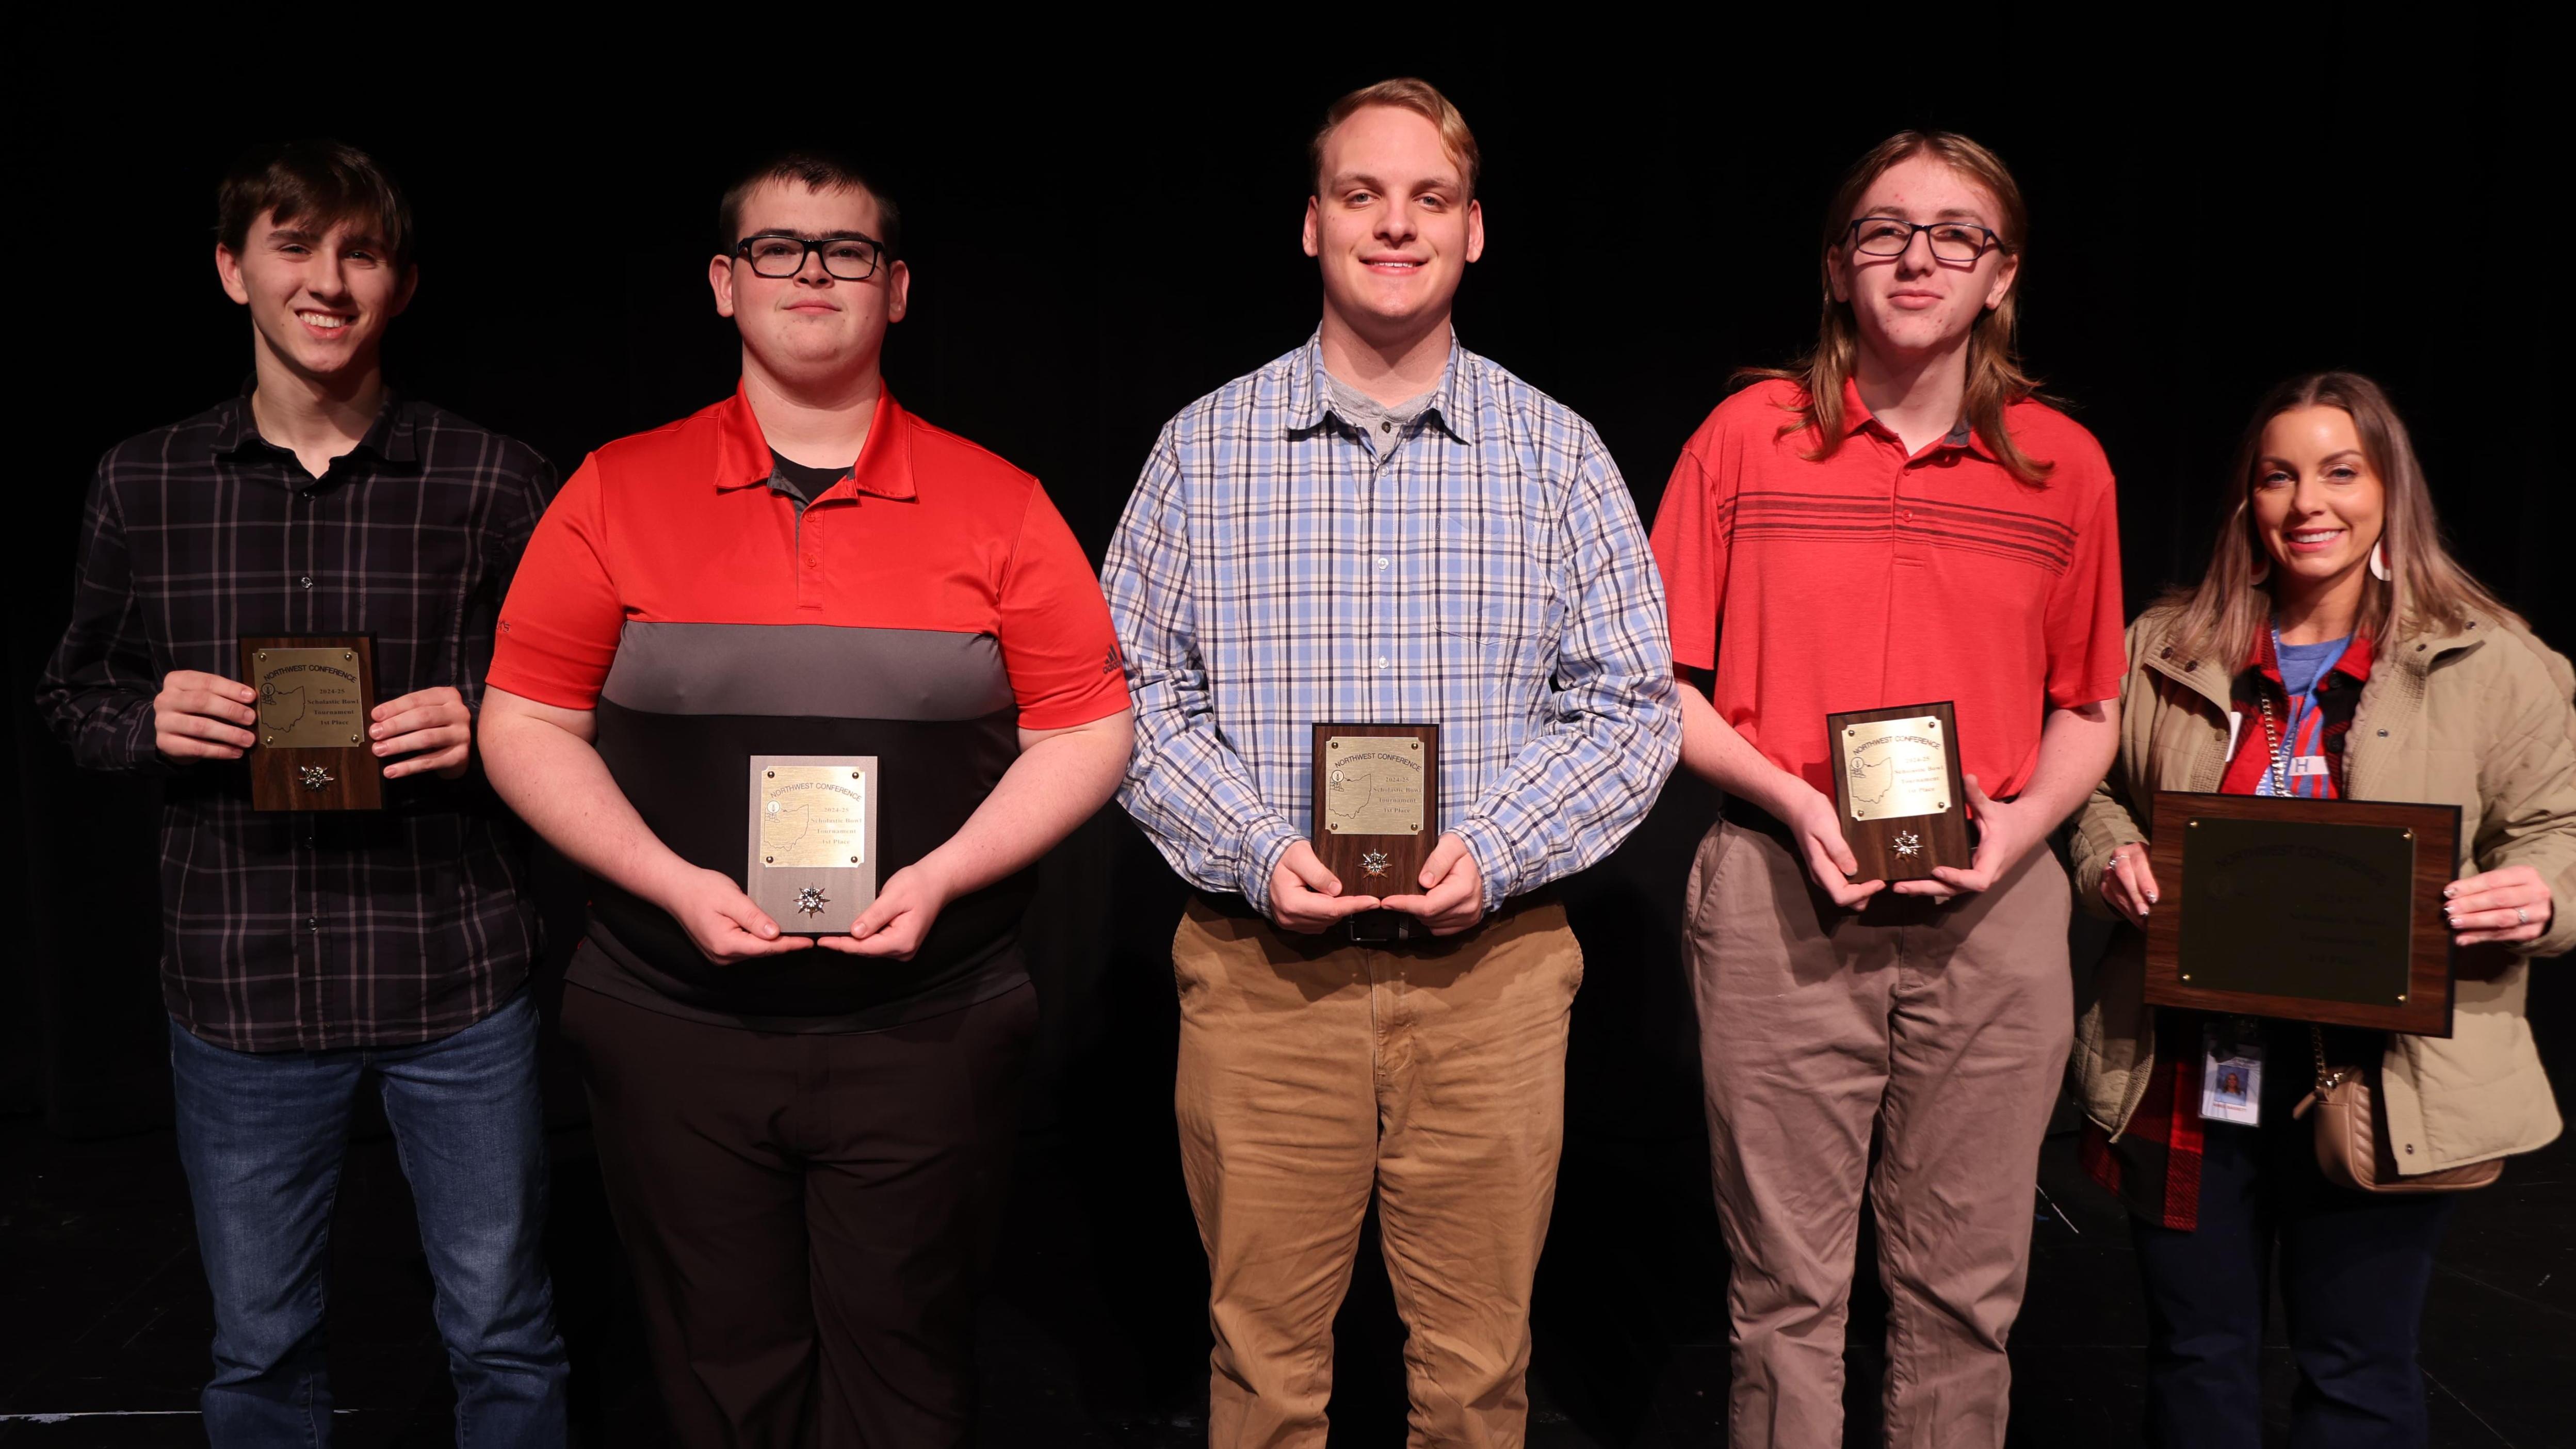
[2070,598,2576,1174]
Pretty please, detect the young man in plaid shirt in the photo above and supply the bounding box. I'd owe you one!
[37,142,565,1444]
[1103,79,1679,1445]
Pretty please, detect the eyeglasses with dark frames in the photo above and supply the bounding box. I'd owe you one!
[733,231,892,281]
[1843,217,2007,264]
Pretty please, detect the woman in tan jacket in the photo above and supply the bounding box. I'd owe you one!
[2067,371,2575,1446]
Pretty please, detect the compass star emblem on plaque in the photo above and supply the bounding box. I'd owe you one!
[1892,830,1922,858]
[794,886,831,917]
[298,764,334,791]
[1359,850,1391,877]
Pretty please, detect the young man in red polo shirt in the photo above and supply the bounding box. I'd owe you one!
[1649,132,2124,1448]
[476,154,1134,1446]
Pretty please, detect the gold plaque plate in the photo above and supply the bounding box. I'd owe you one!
[757,765,869,869]
[746,756,878,936]
[251,647,369,750]
[1322,734,1425,835]
[1841,716,1952,823]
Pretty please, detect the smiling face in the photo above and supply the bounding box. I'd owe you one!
[709,178,910,389]
[1827,153,2019,365]
[1304,105,1483,344]
[215,209,414,385]
[2251,405,2387,592]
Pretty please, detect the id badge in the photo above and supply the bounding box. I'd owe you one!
[2199,1018,2263,1126]
[2287,754,2331,780]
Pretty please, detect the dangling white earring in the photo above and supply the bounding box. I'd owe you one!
[2250,553,2270,586]
[2369,540,2392,582]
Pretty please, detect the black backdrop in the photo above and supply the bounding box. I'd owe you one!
[5,33,2559,1439]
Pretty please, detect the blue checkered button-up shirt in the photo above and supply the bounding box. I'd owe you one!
[1104,333,1679,915]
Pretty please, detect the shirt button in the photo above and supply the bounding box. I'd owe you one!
[804,555,819,569]
[1380,421,1392,433]
[1376,656,1389,669]
[1375,556,1389,571]
[299,576,314,589]
[305,916,319,932]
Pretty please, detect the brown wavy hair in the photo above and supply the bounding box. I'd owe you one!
[1744,130,2050,484]
[2164,371,2516,668]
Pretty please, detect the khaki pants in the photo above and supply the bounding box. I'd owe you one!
[1687,819,2073,1449]
[1171,896,1584,1448]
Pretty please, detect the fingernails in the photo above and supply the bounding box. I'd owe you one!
[2443,883,2459,898]
[2146,892,2159,903]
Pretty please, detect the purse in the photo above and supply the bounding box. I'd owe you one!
[2293,1025,2501,1194]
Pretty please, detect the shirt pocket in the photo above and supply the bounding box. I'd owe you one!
[1437,507,1557,701]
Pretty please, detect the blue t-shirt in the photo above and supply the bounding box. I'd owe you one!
[2256,632,2352,797]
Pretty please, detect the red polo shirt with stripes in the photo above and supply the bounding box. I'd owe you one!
[1650,377,2126,799]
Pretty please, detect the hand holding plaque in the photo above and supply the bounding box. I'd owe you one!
[747,756,880,937]
[240,636,382,811]
[2142,791,2458,1036]
[1312,723,1438,941]
[1825,702,1970,882]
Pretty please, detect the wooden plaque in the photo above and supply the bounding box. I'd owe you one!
[1311,723,1438,910]
[1826,701,1969,881]
[240,636,382,811]
[747,756,880,937]
[2142,790,2458,1036]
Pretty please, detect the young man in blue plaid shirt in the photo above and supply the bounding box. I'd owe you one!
[1103,78,1679,1446]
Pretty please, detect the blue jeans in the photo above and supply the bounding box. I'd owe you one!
[2130,1033,2459,1449]
[170,990,568,1447]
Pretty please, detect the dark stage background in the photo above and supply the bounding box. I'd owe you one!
[5,36,2563,1445]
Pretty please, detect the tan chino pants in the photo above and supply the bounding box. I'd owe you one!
[1171,896,1584,1449]
[1687,818,2073,1449]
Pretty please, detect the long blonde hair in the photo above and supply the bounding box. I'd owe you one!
[2165,371,2516,668]
[1743,130,2052,485]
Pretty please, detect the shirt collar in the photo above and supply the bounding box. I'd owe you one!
[1839,375,1991,461]
[2243,620,2376,688]
[711,379,916,503]
[213,379,420,469]
[1286,329,1479,444]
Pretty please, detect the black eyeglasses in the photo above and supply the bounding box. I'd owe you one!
[1843,217,2006,263]
[733,231,892,280]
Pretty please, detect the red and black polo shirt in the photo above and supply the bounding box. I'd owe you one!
[489,383,1128,1030]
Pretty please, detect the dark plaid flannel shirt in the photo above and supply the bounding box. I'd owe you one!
[37,390,554,1052]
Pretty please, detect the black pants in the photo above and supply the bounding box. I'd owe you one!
[562,980,1036,1448]
[2130,1048,2459,1449]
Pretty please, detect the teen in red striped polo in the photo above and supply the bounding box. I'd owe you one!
[1649,132,2125,1448]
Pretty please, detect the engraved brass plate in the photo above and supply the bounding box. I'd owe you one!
[2176,815,2415,1007]
[251,647,369,750]
[1841,716,1951,822]
[757,766,868,868]
[1322,735,1425,836]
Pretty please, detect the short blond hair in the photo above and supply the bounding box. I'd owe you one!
[1309,78,1481,198]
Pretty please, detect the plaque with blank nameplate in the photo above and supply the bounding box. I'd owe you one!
[2142,790,2458,1036]
[240,636,382,811]
[1312,723,1437,940]
[1826,701,1969,881]
[747,756,880,937]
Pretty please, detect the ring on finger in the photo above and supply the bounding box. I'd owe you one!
[2516,906,2530,926]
